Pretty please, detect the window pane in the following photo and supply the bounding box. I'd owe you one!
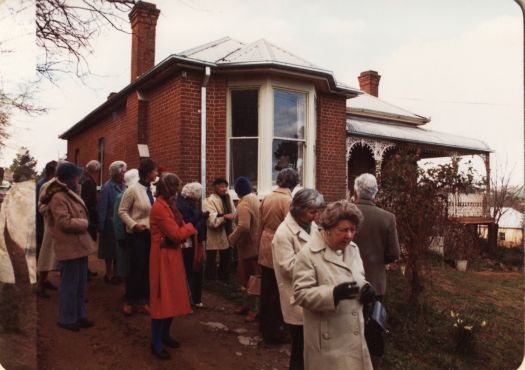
[274,89,305,139]
[230,138,258,187]
[272,139,303,184]
[231,90,258,137]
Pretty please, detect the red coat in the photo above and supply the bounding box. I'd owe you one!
[149,196,196,319]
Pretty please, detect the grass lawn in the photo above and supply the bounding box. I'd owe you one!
[383,262,523,370]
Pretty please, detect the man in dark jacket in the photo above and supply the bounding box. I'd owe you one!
[80,160,100,278]
[352,173,400,370]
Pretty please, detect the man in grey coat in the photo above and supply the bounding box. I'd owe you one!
[352,173,400,369]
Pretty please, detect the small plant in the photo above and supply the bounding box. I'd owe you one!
[449,310,487,355]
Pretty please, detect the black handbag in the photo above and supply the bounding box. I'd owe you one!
[370,300,389,333]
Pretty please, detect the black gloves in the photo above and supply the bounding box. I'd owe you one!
[202,211,210,220]
[333,282,359,306]
[359,284,376,305]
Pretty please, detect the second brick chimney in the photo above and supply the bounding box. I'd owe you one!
[358,70,381,97]
[129,1,160,82]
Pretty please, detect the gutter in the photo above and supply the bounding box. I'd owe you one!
[201,66,211,204]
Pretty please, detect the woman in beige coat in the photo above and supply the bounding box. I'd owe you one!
[272,188,325,370]
[293,200,375,370]
[228,177,260,322]
[204,177,236,282]
[41,162,97,331]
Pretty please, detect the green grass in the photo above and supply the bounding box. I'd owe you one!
[383,264,523,370]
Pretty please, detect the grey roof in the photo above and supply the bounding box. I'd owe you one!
[347,118,492,154]
[347,93,429,125]
[61,36,361,139]
[180,37,321,69]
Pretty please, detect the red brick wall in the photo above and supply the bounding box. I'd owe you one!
[205,74,228,194]
[66,70,228,191]
[316,93,347,202]
[67,103,134,185]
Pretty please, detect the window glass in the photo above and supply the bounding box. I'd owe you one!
[274,89,305,139]
[98,138,104,185]
[230,138,258,186]
[231,90,258,137]
[272,139,303,184]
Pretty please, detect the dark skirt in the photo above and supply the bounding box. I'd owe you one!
[98,218,117,259]
[125,231,150,305]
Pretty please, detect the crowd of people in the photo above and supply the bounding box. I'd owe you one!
[35,157,400,370]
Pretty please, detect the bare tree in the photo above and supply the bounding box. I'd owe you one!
[490,160,523,224]
[35,0,136,80]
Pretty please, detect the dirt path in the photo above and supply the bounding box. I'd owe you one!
[36,256,289,370]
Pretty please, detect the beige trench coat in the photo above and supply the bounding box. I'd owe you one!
[258,187,292,268]
[204,193,236,251]
[228,193,260,260]
[293,229,373,370]
[272,213,317,325]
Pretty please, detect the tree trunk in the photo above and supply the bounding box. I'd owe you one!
[487,222,499,256]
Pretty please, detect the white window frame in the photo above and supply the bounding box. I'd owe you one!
[227,77,316,199]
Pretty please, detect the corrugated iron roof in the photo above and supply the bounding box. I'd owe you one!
[347,93,429,125]
[347,118,491,153]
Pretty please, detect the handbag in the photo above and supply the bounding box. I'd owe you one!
[370,300,389,333]
[246,275,261,296]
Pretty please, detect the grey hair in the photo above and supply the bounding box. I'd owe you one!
[276,168,299,190]
[86,160,101,173]
[124,169,139,188]
[354,173,378,200]
[109,161,127,178]
[181,182,202,200]
[290,188,325,219]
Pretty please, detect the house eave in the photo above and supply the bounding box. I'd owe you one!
[346,107,430,125]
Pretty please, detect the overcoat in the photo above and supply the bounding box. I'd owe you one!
[41,180,96,261]
[293,230,373,370]
[258,187,292,268]
[37,178,58,272]
[272,213,316,325]
[149,196,196,319]
[203,193,235,251]
[228,193,260,260]
[353,198,400,296]
[97,179,123,259]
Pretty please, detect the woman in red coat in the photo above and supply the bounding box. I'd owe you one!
[149,173,197,360]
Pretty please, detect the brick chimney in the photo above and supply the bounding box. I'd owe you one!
[358,70,381,97]
[129,2,160,82]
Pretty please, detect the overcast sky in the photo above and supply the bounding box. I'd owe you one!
[1,0,523,186]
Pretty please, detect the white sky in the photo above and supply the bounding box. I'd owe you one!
[1,0,523,186]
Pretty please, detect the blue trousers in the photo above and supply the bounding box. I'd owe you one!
[58,257,87,325]
[151,317,174,351]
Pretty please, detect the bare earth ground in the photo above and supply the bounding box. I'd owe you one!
[2,255,289,370]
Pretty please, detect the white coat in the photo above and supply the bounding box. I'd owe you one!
[293,229,373,370]
[272,213,316,325]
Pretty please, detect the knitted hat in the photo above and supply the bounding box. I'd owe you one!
[234,176,252,197]
[57,162,82,182]
[212,177,228,187]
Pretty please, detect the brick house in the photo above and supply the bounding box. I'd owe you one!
[60,1,360,202]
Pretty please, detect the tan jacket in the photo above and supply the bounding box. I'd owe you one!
[41,180,96,262]
[204,193,236,251]
[228,193,260,260]
[37,178,58,272]
[258,187,292,268]
[272,213,317,325]
[293,230,372,370]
